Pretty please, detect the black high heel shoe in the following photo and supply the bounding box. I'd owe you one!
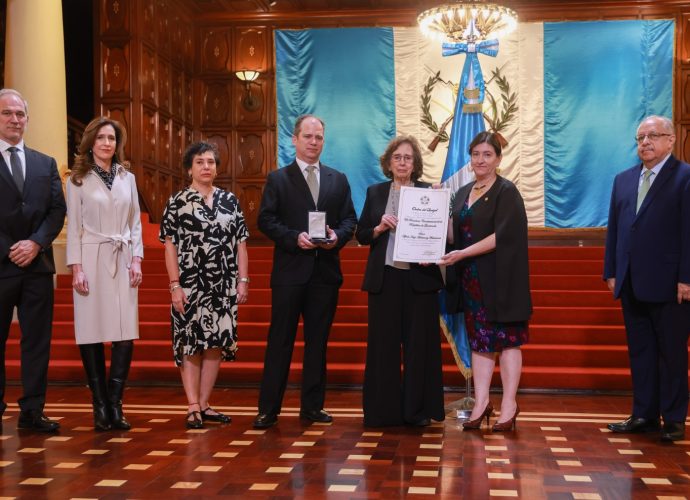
[462,403,494,430]
[492,405,519,432]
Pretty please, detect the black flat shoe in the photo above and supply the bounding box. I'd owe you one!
[299,409,333,423]
[253,413,278,429]
[17,410,60,433]
[607,416,660,433]
[185,410,203,429]
[201,407,231,424]
[660,422,685,442]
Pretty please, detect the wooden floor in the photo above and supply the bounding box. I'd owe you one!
[1,385,689,499]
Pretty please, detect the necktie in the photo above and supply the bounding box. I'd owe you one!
[306,165,319,204]
[636,169,653,213]
[7,146,24,192]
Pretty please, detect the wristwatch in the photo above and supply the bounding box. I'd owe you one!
[238,277,250,283]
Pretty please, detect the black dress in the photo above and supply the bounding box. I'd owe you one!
[159,187,249,366]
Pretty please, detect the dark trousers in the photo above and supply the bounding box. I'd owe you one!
[363,266,445,427]
[0,273,54,413]
[258,265,339,415]
[620,275,690,423]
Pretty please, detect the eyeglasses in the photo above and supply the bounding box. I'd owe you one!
[391,154,413,163]
[635,133,672,143]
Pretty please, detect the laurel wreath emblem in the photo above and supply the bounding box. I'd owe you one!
[421,66,518,151]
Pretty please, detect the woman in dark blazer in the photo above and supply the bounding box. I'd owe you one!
[356,135,445,427]
[440,131,532,432]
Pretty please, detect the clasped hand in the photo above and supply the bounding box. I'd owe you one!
[9,240,40,268]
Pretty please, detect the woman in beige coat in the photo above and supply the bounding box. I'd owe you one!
[66,117,143,431]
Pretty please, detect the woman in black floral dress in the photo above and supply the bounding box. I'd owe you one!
[440,132,532,432]
[160,142,249,428]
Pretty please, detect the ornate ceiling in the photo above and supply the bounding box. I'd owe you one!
[186,0,663,18]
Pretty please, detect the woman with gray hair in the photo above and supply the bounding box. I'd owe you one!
[356,135,445,427]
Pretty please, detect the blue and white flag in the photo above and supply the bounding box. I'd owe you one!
[275,21,673,226]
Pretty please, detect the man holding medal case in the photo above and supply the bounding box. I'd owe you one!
[253,115,357,429]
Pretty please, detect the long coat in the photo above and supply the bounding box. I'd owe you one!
[66,166,143,344]
[449,176,532,323]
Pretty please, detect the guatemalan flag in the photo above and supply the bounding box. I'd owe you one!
[275,20,674,376]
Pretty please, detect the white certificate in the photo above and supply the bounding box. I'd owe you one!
[393,186,450,263]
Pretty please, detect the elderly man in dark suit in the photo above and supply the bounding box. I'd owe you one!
[0,88,66,432]
[253,115,357,429]
[604,115,690,442]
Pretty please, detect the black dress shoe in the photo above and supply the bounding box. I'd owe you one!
[17,410,60,433]
[607,416,660,433]
[299,409,333,423]
[253,413,278,429]
[660,422,685,442]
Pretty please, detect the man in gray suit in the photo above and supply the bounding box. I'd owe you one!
[0,88,66,432]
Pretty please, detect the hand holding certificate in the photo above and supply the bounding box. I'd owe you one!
[392,186,450,263]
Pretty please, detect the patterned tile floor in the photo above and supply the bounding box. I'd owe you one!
[0,386,688,498]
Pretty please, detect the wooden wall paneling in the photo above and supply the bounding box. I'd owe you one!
[680,124,690,161]
[172,174,184,196]
[234,26,269,72]
[157,170,171,220]
[185,74,194,125]
[235,130,266,178]
[202,81,232,126]
[158,58,172,113]
[171,120,185,169]
[101,0,129,36]
[680,69,690,121]
[200,27,232,73]
[183,24,195,73]
[141,0,156,46]
[159,114,172,169]
[140,46,157,106]
[171,14,184,67]
[203,133,232,177]
[141,166,160,218]
[234,77,268,125]
[185,127,195,153]
[156,0,171,57]
[100,43,131,97]
[142,106,158,165]
[99,102,132,160]
[234,181,264,238]
[171,68,184,118]
[680,13,690,64]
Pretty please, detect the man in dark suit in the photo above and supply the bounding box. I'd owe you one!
[0,88,66,432]
[604,115,690,442]
[253,115,357,428]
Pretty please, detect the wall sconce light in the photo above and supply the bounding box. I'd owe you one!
[235,70,261,111]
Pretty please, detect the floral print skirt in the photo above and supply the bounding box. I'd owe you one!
[461,262,528,353]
